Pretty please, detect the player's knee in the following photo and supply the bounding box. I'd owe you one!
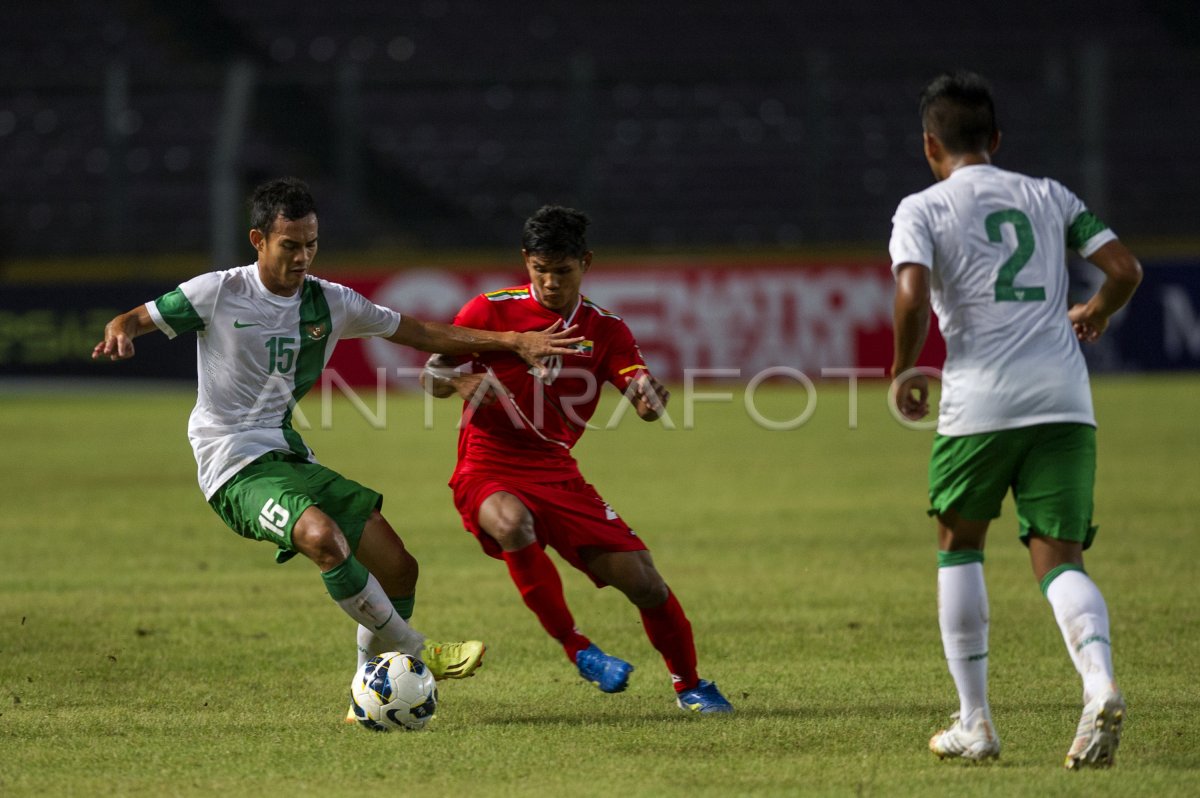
[625,573,669,608]
[488,510,536,550]
[292,514,349,569]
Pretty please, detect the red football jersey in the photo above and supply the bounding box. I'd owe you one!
[448,285,650,482]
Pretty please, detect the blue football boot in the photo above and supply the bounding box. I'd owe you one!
[575,643,634,693]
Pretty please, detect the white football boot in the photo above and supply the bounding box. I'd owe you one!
[930,708,1001,761]
[1065,688,1125,769]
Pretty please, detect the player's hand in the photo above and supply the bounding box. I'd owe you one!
[452,372,501,406]
[631,373,669,420]
[91,318,138,361]
[512,320,584,376]
[891,373,930,421]
[1067,302,1109,343]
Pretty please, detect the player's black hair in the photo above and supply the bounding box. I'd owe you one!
[249,177,318,235]
[522,205,590,259]
[919,71,998,155]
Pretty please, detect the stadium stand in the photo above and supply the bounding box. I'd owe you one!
[0,0,1196,258]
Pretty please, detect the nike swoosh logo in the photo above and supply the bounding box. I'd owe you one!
[373,608,395,631]
[233,320,260,328]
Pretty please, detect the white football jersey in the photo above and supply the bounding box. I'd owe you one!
[889,164,1117,435]
[147,264,401,498]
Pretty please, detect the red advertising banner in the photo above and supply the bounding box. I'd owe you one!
[327,263,945,387]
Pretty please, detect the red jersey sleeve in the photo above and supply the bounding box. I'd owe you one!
[599,319,650,390]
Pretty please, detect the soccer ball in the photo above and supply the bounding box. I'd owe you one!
[349,652,438,731]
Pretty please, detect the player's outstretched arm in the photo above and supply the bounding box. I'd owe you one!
[890,263,932,420]
[92,305,158,361]
[387,317,582,369]
[1069,240,1143,343]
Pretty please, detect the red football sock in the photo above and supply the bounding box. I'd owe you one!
[639,589,700,692]
[502,542,590,662]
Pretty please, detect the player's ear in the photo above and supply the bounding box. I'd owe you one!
[989,129,1002,156]
[922,131,940,161]
[249,228,265,252]
[581,252,593,273]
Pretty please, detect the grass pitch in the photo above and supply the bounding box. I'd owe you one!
[2,375,1198,796]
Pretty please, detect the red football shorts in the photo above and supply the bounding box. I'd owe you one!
[451,473,647,584]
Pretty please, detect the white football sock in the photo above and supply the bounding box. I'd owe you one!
[335,572,425,656]
[939,562,991,720]
[356,625,388,671]
[1045,569,1116,702]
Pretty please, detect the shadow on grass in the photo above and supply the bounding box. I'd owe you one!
[464,699,941,728]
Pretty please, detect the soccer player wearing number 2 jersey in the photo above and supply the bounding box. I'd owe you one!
[422,206,732,713]
[889,72,1142,767]
[91,178,584,716]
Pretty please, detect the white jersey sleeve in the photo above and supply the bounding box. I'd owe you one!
[146,271,223,339]
[321,279,402,340]
[889,196,935,272]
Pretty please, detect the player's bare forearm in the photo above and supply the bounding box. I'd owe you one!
[890,264,932,420]
[92,305,156,361]
[387,317,582,368]
[892,304,929,376]
[390,316,517,355]
[891,264,931,377]
[1069,240,1143,342]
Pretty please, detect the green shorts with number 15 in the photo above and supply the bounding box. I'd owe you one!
[208,451,382,562]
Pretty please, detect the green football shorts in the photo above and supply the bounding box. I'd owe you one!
[208,451,383,562]
[928,422,1098,549]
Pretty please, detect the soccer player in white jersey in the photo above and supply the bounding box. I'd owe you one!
[92,177,582,719]
[889,72,1142,768]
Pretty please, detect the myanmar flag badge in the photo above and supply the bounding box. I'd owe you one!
[570,340,594,358]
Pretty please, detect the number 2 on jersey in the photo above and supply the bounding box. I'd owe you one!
[986,209,1045,302]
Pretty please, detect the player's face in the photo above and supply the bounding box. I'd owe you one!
[524,250,591,314]
[251,213,319,297]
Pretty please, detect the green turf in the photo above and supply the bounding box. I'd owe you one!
[2,375,1198,796]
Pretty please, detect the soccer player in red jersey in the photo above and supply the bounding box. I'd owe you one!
[421,205,733,713]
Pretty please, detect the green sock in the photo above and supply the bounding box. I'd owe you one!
[1039,562,1086,596]
[321,556,370,601]
[392,594,415,622]
[937,549,984,568]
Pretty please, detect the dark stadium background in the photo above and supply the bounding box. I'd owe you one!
[2,0,1197,381]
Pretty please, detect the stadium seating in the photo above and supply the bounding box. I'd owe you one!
[0,0,1195,258]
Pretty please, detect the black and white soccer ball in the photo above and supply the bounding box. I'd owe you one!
[349,652,438,731]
